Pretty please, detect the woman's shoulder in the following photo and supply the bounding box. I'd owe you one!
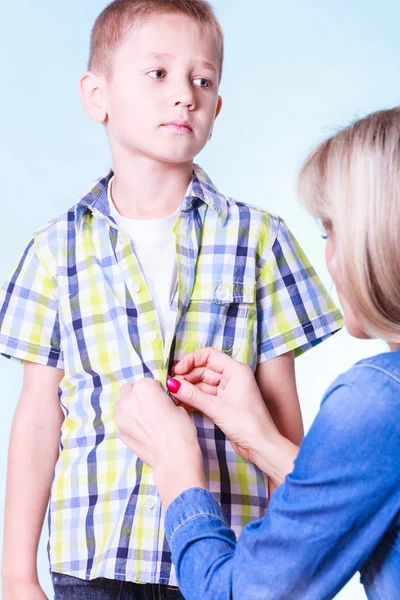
[323,349,400,412]
[351,349,400,384]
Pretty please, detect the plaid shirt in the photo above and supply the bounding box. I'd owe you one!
[0,165,342,585]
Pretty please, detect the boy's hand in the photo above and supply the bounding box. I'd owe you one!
[2,580,48,600]
[114,379,207,507]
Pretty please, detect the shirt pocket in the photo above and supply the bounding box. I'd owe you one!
[177,279,257,359]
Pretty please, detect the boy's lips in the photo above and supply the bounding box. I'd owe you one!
[161,120,193,134]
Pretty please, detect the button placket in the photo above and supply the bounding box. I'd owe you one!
[132,282,141,293]
[145,496,156,510]
[146,331,158,342]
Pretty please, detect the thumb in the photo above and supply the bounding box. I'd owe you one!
[167,377,214,416]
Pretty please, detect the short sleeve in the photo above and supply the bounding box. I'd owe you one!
[257,218,343,362]
[0,235,63,368]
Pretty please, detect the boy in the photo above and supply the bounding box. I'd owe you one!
[0,1,342,598]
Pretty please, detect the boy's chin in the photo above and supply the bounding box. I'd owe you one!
[146,139,208,165]
[146,151,198,166]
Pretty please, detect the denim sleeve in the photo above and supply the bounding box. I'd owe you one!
[165,366,400,600]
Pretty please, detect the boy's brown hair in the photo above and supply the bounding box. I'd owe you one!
[88,0,224,80]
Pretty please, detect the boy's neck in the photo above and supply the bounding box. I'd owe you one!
[110,152,193,220]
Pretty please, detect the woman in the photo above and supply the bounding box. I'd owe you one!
[115,108,400,599]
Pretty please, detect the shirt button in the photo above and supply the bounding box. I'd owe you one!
[215,284,225,300]
[145,497,156,510]
[132,283,141,293]
[146,332,158,342]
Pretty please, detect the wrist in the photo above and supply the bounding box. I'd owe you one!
[2,572,39,587]
[153,453,207,509]
[250,432,299,485]
[2,550,39,586]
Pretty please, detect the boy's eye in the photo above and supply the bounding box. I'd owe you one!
[148,69,166,79]
[193,77,211,89]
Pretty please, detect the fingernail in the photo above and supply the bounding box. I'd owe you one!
[170,361,179,374]
[167,378,181,394]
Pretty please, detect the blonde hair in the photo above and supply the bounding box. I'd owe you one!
[88,0,224,80]
[298,108,400,343]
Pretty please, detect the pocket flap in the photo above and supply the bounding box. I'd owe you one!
[191,279,255,304]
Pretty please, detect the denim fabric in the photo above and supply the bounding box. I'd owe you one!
[165,349,400,600]
[51,573,184,600]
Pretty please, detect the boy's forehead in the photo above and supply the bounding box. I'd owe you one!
[115,12,220,67]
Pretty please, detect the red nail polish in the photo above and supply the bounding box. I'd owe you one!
[167,378,181,394]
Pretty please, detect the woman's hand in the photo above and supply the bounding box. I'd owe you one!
[114,378,207,507]
[169,348,299,483]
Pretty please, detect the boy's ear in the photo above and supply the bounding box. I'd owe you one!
[208,96,223,141]
[215,95,223,119]
[79,71,107,123]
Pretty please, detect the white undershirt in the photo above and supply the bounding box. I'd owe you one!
[108,178,179,341]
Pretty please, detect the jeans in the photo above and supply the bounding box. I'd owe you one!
[52,573,185,600]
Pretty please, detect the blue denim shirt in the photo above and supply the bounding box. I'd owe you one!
[165,349,400,599]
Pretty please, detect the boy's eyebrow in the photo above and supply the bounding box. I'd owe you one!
[143,52,172,61]
[142,52,217,72]
[197,60,218,73]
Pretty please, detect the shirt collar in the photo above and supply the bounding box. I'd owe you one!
[182,164,228,225]
[76,164,228,226]
[76,171,113,222]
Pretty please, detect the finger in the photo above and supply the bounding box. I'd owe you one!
[193,381,219,396]
[167,377,216,415]
[167,390,197,412]
[173,347,232,376]
[114,400,133,437]
[119,382,134,398]
[172,351,199,375]
[176,401,197,412]
[113,398,122,422]
[182,367,222,387]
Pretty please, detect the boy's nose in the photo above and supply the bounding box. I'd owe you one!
[175,98,195,111]
[171,83,196,111]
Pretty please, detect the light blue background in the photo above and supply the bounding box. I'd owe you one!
[1,1,399,598]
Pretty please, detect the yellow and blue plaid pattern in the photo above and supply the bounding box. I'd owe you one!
[0,165,342,584]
